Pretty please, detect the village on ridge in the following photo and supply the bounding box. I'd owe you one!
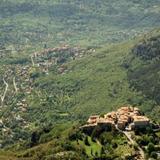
[81,106,153,132]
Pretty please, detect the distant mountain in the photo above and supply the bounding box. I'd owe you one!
[0,0,160,48]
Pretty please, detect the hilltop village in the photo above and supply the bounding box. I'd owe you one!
[82,106,152,132]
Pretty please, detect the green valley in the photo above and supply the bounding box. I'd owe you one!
[0,0,160,160]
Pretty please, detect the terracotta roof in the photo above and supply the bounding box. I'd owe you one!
[133,116,149,122]
[89,115,99,119]
[97,118,114,124]
[134,107,140,111]
[84,106,151,131]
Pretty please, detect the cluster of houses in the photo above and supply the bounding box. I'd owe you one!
[81,106,151,132]
[16,99,28,112]
[31,45,95,74]
[0,44,97,147]
[15,65,33,94]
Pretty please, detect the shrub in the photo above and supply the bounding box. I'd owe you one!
[84,136,90,146]
[100,147,105,156]
[91,125,102,139]
[150,151,158,159]
[136,135,150,146]
[147,143,155,154]
[133,143,138,150]
[112,141,118,149]
[99,132,113,145]
[68,129,82,141]
[61,141,74,151]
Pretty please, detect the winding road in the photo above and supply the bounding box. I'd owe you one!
[13,77,18,93]
[123,131,145,160]
[0,78,9,107]
[115,125,145,160]
[31,56,35,66]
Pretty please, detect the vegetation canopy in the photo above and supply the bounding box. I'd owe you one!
[0,0,160,159]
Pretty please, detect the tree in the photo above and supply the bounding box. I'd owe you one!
[150,151,158,159]
[149,135,155,144]
[147,143,155,154]
[99,132,113,145]
[137,135,150,146]
[112,141,118,149]
[133,143,139,150]
[91,148,93,156]
[61,141,74,151]
[100,147,105,156]
[30,131,40,146]
[84,136,90,146]
[95,151,98,157]
[91,125,101,139]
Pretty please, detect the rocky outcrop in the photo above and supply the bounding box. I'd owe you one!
[132,31,160,60]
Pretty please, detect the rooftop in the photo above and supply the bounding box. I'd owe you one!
[83,106,151,131]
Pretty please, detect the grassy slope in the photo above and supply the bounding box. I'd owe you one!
[76,137,102,157]
[69,43,136,115]
[127,29,160,122]
[0,31,160,160]
[34,40,151,121]
[0,127,134,160]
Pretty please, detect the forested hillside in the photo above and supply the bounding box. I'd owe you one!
[128,29,160,121]
[0,1,160,160]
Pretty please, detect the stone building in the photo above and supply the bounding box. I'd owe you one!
[81,106,151,132]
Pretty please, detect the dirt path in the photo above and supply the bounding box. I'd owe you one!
[115,125,145,160]
[13,77,18,93]
[31,56,35,66]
